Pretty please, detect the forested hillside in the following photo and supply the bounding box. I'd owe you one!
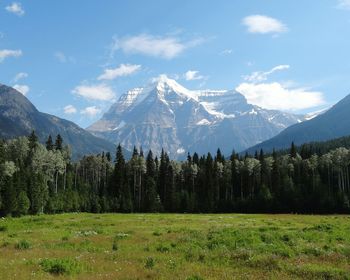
[0,132,349,216]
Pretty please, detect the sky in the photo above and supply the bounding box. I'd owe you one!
[1,0,350,128]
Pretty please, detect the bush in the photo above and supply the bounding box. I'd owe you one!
[16,191,30,216]
[15,240,31,250]
[112,240,118,251]
[0,225,7,232]
[186,276,204,280]
[40,258,82,275]
[145,257,155,269]
[156,244,170,253]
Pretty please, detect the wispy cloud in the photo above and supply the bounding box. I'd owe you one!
[64,105,77,114]
[13,72,28,82]
[243,65,290,83]
[221,49,233,55]
[80,106,101,117]
[111,34,203,59]
[337,0,350,9]
[13,84,29,96]
[185,70,204,81]
[242,15,287,34]
[98,63,141,80]
[5,2,24,16]
[54,51,75,63]
[72,83,115,101]
[0,49,22,62]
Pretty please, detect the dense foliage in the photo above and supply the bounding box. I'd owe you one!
[0,132,349,216]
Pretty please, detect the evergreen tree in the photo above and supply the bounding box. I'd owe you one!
[46,135,54,150]
[55,134,63,150]
[16,191,30,216]
[290,141,297,158]
[28,130,38,150]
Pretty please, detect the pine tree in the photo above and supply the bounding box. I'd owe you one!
[290,141,297,158]
[55,134,63,150]
[16,191,30,216]
[158,149,168,204]
[46,135,54,150]
[28,130,38,150]
[111,144,126,210]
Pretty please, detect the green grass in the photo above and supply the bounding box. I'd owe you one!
[0,213,350,279]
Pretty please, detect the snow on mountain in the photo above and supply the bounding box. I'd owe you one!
[88,76,307,158]
[304,107,329,120]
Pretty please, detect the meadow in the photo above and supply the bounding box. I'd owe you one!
[0,213,350,279]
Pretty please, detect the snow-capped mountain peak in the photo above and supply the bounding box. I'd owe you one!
[88,78,307,158]
[151,75,199,101]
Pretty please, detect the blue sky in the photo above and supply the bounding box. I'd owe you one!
[1,0,350,127]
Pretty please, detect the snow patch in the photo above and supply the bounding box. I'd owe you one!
[196,119,211,125]
[113,121,126,130]
[177,148,185,154]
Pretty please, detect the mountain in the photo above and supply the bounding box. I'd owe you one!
[88,76,306,158]
[246,94,350,154]
[0,83,116,159]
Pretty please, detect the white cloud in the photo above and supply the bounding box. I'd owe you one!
[54,52,67,63]
[80,106,101,117]
[185,70,204,81]
[13,72,28,82]
[98,63,141,80]
[5,2,24,16]
[64,105,77,114]
[337,0,350,9]
[13,84,29,96]
[242,15,287,34]
[221,49,233,55]
[0,49,22,62]
[72,83,115,101]
[54,51,75,63]
[244,65,290,83]
[112,34,202,59]
[236,82,324,111]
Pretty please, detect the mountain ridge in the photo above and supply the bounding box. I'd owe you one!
[245,93,350,154]
[0,83,116,159]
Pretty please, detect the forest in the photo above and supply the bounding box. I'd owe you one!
[0,132,349,216]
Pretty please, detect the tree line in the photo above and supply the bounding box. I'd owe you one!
[0,132,349,216]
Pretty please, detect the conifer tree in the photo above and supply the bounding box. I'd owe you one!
[46,135,54,150]
[55,134,63,150]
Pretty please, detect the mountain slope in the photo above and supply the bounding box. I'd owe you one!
[0,83,116,158]
[246,94,350,153]
[88,76,306,157]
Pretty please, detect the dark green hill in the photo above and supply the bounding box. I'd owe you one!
[0,83,116,159]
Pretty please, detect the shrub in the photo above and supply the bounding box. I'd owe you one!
[112,240,118,251]
[40,258,82,275]
[186,276,204,280]
[15,240,31,250]
[61,235,69,241]
[145,257,155,269]
[0,225,7,232]
[156,244,169,253]
[115,232,129,239]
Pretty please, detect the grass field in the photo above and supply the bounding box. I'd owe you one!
[0,213,350,279]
